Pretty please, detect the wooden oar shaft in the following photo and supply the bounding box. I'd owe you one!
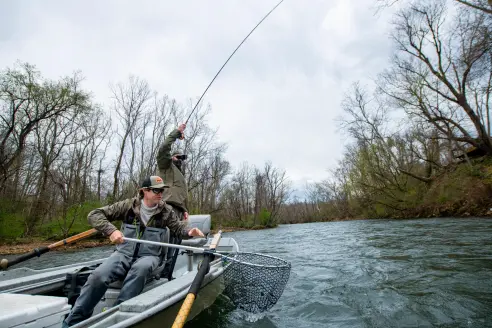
[0,228,99,270]
[171,294,196,328]
[171,230,222,328]
[48,228,98,249]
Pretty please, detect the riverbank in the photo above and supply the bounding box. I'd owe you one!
[2,215,491,255]
[0,239,113,255]
[0,226,264,255]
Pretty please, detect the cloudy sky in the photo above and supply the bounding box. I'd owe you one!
[0,0,401,195]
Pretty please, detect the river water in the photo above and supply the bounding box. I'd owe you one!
[3,217,492,327]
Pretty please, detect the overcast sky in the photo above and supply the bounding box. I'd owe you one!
[0,0,401,195]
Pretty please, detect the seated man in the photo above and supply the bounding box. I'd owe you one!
[62,176,204,327]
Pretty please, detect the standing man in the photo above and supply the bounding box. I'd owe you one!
[62,175,204,327]
[156,123,189,279]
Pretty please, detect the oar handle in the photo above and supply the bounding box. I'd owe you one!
[0,246,49,270]
[209,231,222,250]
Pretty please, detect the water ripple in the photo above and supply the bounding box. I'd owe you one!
[187,218,492,328]
[3,218,491,327]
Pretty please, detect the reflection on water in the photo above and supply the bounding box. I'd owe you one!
[3,218,492,327]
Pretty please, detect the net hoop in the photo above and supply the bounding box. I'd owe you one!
[218,251,291,269]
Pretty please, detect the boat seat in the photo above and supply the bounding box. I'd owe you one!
[181,237,208,247]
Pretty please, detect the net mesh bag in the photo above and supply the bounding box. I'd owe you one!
[220,252,291,313]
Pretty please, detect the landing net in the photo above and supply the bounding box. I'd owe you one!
[220,252,291,313]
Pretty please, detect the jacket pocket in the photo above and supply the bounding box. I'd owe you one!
[116,224,137,257]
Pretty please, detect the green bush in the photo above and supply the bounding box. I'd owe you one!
[259,208,272,227]
[0,199,30,240]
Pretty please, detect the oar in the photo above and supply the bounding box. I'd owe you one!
[0,228,98,270]
[171,230,222,328]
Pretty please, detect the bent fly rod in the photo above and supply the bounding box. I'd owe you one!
[180,0,285,138]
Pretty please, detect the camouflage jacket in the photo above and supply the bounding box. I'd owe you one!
[156,129,189,213]
[88,197,189,238]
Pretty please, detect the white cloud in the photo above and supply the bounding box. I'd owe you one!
[0,0,398,194]
[322,0,356,39]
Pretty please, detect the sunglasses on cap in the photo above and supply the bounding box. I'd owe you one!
[147,188,165,194]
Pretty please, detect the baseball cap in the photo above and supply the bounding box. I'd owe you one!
[140,176,168,189]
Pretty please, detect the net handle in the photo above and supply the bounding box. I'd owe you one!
[123,237,207,253]
[122,238,290,269]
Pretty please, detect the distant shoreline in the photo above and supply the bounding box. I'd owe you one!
[0,226,258,255]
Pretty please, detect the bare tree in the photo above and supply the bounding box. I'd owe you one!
[376,0,492,15]
[253,168,266,225]
[110,75,151,200]
[78,108,112,202]
[142,93,173,178]
[261,162,291,226]
[0,62,89,195]
[189,148,231,216]
[341,82,435,184]
[221,162,254,223]
[377,0,492,156]
[24,114,79,235]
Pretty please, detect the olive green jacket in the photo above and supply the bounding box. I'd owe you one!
[156,129,189,213]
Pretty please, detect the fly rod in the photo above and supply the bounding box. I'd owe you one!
[179,0,285,139]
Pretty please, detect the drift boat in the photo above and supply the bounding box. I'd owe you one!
[0,215,238,328]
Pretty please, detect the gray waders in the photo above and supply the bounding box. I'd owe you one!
[161,206,185,280]
[63,252,159,327]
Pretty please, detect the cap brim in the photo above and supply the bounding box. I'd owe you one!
[152,183,169,189]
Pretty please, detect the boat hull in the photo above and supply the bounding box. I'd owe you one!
[0,235,238,328]
[134,274,225,328]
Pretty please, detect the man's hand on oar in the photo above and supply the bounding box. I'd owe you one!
[109,230,125,244]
